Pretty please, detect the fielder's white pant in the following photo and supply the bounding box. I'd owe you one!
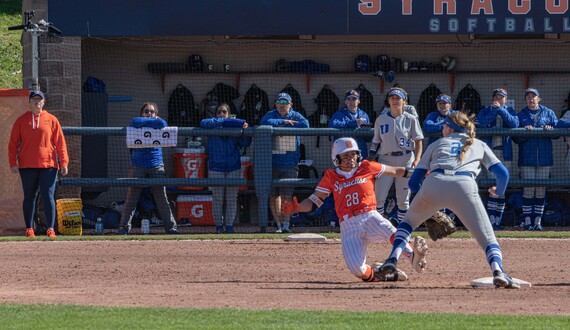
[340,210,412,278]
[375,153,415,213]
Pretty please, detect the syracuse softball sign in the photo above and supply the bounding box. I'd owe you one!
[358,0,570,34]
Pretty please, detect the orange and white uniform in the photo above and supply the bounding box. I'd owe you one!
[315,160,413,278]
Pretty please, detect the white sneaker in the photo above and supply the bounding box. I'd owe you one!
[275,228,282,233]
[411,236,428,273]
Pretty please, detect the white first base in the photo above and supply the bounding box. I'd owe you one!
[284,233,327,242]
[471,277,532,288]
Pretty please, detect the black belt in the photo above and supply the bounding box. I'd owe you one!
[432,168,472,177]
[384,150,411,156]
[492,146,503,150]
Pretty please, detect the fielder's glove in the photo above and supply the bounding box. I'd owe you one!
[424,211,457,241]
[281,197,301,214]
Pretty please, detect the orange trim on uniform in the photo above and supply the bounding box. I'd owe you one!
[361,265,374,281]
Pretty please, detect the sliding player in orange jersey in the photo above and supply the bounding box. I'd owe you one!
[282,137,428,282]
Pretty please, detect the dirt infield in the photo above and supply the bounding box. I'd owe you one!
[0,237,569,315]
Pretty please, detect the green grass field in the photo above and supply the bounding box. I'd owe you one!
[0,0,22,88]
[0,303,568,330]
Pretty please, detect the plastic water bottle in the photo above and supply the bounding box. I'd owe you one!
[95,217,104,235]
[141,218,150,235]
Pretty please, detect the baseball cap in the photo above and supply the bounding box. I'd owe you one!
[525,88,539,97]
[492,89,508,98]
[276,92,292,103]
[344,90,360,100]
[29,90,45,100]
[388,89,406,100]
[435,95,451,104]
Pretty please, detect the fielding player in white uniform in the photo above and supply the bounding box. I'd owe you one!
[282,137,428,282]
[378,112,520,288]
[369,88,423,224]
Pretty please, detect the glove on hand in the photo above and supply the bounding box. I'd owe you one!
[424,211,457,241]
[281,197,301,214]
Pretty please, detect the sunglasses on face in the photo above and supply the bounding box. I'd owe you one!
[143,109,156,114]
[217,109,229,114]
[276,100,290,105]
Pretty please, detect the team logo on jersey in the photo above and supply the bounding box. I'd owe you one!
[334,177,367,194]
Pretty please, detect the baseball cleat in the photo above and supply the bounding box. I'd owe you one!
[372,262,408,281]
[411,236,428,273]
[493,270,520,289]
[378,257,398,279]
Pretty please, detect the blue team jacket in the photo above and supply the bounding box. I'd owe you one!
[328,108,371,158]
[261,108,310,168]
[130,117,167,168]
[422,110,459,145]
[514,105,558,166]
[199,118,252,173]
[476,104,519,161]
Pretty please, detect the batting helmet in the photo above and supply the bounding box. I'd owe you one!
[440,56,457,71]
[332,137,361,167]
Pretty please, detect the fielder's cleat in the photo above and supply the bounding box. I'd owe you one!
[215,225,224,234]
[118,227,128,235]
[533,224,543,231]
[275,228,283,233]
[411,236,428,273]
[46,228,57,238]
[525,224,533,231]
[493,270,520,289]
[167,228,180,235]
[225,225,234,234]
[25,228,36,238]
[378,257,398,279]
[372,262,408,281]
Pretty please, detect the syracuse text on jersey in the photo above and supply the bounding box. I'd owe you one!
[334,177,367,195]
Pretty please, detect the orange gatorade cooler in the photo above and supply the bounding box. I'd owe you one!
[176,195,214,225]
[172,147,207,190]
[240,156,254,190]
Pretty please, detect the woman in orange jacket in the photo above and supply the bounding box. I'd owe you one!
[8,90,69,238]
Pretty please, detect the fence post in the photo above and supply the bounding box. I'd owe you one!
[254,125,273,232]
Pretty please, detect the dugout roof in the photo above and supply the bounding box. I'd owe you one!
[49,0,570,36]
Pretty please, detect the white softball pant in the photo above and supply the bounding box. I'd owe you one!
[340,210,412,278]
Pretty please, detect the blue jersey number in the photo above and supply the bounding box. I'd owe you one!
[450,142,462,155]
[380,124,389,134]
[399,137,411,148]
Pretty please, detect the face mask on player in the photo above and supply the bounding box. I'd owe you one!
[332,137,361,167]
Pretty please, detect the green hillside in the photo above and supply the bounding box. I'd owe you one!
[0,0,23,88]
